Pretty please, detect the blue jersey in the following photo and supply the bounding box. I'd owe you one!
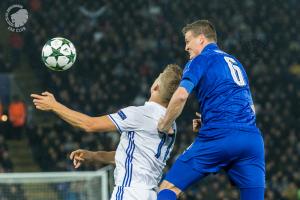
[180,43,257,135]
[164,44,265,195]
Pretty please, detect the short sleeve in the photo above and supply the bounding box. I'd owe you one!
[180,56,206,92]
[108,106,140,134]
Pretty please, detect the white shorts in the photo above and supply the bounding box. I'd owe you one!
[110,186,157,200]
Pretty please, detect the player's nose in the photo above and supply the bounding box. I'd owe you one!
[185,44,189,51]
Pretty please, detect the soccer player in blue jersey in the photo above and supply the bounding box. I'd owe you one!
[157,20,265,200]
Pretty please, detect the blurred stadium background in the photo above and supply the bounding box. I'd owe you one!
[0,0,299,199]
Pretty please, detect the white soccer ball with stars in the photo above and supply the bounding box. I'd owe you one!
[41,37,76,71]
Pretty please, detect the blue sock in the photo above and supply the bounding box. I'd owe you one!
[157,189,177,200]
[240,187,265,200]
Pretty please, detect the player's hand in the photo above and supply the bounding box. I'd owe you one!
[30,91,57,111]
[192,112,202,133]
[158,118,174,135]
[69,149,94,169]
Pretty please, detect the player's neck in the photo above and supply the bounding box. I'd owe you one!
[200,41,216,53]
[148,95,168,108]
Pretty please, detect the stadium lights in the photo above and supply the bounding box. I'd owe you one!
[1,114,8,122]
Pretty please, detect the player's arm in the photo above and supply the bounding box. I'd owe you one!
[70,149,115,168]
[158,58,203,134]
[31,91,116,133]
[158,87,189,134]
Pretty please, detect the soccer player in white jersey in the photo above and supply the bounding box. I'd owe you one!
[31,64,182,200]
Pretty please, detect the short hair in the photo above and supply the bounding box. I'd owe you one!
[159,64,182,104]
[182,20,217,42]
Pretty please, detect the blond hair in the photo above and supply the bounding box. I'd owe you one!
[182,20,217,42]
[159,64,182,104]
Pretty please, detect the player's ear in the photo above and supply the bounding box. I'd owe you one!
[150,78,159,93]
[196,34,205,45]
[153,82,159,91]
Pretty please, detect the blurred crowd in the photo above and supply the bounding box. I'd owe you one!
[0,135,13,173]
[0,95,27,177]
[1,0,300,199]
[0,134,25,199]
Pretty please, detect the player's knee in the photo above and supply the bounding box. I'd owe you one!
[157,189,177,200]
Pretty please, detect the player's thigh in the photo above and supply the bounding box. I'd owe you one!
[227,163,265,189]
[110,186,157,200]
[240,187,265,200]
[227,132,265,188]
[163,157,208,192]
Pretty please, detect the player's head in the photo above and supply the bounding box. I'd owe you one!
[182,19,217,59]
[151,64,182,105]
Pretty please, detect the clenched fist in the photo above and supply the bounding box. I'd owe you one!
[69,149,95,169]
[192,112,202,133]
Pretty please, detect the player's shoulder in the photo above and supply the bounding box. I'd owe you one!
[192,53,207,63]
[143,102,166,115]
[205,47,242,67]
[185,54,207,69]
[205,46,238,61]
[205,48,228,59]
[122,102,163,117]
[118,105,143,118]
[188,45,225,66]
[124,104,150,115]
[119,103,165,131]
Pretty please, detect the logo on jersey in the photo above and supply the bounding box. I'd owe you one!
[117,110,127,120]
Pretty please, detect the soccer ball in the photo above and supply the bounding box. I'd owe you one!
[41,37,76,71]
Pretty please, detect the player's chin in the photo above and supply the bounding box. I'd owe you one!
[189,54,196,59]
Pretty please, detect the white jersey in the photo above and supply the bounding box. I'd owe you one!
[108,101,177,191]
[110,186,156,200]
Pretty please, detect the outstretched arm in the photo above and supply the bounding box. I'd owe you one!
[31,91,116,133]
[70,149,115,168]
[158,87,189,134]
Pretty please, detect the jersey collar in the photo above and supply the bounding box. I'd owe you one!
[201,43,218,54]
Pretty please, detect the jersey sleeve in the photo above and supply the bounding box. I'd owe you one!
[108,106,140,134]
[179,56,206,93]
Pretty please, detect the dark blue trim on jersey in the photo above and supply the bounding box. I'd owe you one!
[108,115,122,133]
[127,140,135,186]
[116,186,120,200]
[116,186,124,200]
[122,131,135,187]
[117,110,127,120]
[163,135,176,162]
[155,134,167,159]
[179,79,194,94]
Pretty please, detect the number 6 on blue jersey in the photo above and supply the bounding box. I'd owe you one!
[224,56,246,86]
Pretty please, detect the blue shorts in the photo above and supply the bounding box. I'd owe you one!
[165,129,265,191]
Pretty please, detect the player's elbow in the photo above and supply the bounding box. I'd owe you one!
[82,125,94,133]
[175,87,189,102]
[82,118,97,133]
[176,93,188,103]
[84,126,94,133]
